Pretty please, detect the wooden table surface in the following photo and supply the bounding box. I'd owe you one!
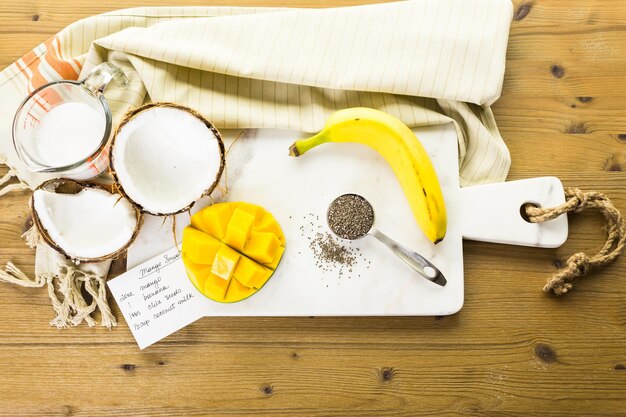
[1,1,625,416]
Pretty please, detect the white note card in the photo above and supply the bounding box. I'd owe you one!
[108,247,212,349]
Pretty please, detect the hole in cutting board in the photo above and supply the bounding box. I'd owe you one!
[520,202,540,223]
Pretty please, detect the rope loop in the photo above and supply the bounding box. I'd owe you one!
[525,187,626,295]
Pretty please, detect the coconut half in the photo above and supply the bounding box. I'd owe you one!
[31,179,142,263]
[110,103,225,216]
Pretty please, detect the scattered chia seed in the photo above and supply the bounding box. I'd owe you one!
[298,212,364,282]
[309,232,356,268]
[327,194,375,240]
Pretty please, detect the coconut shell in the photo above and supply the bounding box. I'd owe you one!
[31,178,144,264]
[109,102,226,216]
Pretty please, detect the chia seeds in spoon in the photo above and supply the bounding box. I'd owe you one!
[327,194,375,240]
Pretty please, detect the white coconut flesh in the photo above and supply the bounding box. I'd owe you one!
[112,107,222,215]
[32,188,138,260]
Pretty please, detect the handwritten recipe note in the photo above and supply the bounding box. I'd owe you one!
[108,247,212,349]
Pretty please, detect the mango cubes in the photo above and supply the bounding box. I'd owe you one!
[224,208,256,251]
[211,245,240,280]
[182,202,285,303]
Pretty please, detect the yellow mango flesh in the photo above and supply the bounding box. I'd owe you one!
[204,273,230,301]
[225,278,256,302]
[235,202,265,222]
[183,202,286,303]
[263,246,285,271]
[211,245,240,280]
[256,212,286,246]
[244,232,281,264]
[234,256,272,289]
[182,227,222,264]
[223,208,255,251]
[182,254,212,289]
[191,203,232,239]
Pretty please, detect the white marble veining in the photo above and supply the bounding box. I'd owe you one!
[127,124,568,316]
[459,177,568,247]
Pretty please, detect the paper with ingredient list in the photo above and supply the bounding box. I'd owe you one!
[108,246,212,349]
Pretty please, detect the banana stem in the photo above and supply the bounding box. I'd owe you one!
[288,131,328,157]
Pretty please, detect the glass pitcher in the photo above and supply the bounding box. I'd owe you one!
[12,62,128,180]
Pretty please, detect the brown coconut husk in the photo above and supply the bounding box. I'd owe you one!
[30,178,143,264]
[109,102,226,216]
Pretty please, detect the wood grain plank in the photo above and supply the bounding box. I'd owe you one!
[501,62,626,97]
[494,95,626,135]
[510,0,626,26]
[1,0,626,416]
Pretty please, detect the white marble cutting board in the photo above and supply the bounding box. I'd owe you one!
[127,124,568,316]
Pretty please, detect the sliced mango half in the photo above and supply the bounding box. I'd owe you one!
[182,202,286,303]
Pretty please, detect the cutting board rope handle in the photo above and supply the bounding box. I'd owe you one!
[525,187,626,295]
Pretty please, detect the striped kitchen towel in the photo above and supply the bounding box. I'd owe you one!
[0,0,513,191]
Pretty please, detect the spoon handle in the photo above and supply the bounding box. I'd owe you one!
[369,228,447,287]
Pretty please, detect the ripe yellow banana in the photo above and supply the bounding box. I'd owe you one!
[289,107,447,244]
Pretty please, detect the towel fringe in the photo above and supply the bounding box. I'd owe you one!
[0,182,30,196]
[84,275,117,329]
[0,158,30,197]
[0,262,115,328]
[22,224,41,249]
[51,267,74,328]
[0,168,15,185]
[0,262,46,287]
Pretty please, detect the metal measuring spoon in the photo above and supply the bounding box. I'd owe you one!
[327,194,447,287]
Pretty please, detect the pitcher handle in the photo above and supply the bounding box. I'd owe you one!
[82,62,129,94]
